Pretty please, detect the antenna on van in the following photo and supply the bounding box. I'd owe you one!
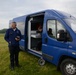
[70,15,72,17]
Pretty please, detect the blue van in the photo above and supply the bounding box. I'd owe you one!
[12,10,76,75]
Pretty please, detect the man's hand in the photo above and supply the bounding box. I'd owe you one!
[15,38,20,41]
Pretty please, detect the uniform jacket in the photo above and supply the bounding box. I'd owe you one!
[4,28,22,46]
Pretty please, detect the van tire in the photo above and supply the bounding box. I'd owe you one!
[38,58,45,66]
[60,59,76,75]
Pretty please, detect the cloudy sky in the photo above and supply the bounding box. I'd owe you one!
[0,0,76,30]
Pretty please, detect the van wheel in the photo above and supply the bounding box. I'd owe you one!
[60,59,76,75]
[38,58,45,66]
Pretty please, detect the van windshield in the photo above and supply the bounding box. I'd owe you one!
[64,19,76,33]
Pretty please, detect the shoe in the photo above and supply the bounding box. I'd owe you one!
[16,64,22,68]
[10,67,14,70]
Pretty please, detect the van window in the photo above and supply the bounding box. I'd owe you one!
[57,21,66,32]
[17,22,25,35]
[47,20,56,38]
[64,19,76,33]
[47,20,72,41]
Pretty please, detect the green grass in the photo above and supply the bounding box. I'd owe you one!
[0,34,61,75]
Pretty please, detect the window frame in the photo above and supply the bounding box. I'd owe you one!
[46,19,57,39]
[46,19,72,42]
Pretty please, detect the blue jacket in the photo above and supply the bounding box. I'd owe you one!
[4,28,22,46]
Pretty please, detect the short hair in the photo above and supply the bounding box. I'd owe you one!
[12,22,17,25]
[49,28,52,32]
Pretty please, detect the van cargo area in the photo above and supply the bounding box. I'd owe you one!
[27,13,44,55]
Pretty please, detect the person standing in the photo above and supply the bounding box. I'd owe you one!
[4,22,22,70]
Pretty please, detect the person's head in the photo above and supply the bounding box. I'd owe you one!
[11,22,17,29]
[38,25,42,31]
[49,28,52,32]
[48,28,53,35]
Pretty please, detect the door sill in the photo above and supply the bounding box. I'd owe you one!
[28,49,42,55]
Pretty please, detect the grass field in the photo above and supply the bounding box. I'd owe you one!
[0,34,61,75]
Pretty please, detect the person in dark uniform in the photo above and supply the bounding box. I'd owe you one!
[4,22,22,70]
[48,28,53,36]
[48,28,55,38]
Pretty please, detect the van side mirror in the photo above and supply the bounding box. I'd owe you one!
[57,30,67,42]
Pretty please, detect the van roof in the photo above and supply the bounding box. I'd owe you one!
[12,9,75,22]
[45,9,75,19]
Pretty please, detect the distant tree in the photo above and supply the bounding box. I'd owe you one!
[0,28,7,33]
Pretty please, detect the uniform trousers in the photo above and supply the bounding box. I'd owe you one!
[9,45,19,67]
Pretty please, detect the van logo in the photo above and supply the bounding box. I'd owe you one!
[72,52,76,55]
[17,31,19,33]
[69,46,72,48]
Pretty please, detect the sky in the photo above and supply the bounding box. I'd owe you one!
[0,0,76,30]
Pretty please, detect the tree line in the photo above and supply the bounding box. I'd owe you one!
[0,28,7,33]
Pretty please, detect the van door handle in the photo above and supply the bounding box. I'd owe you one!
[45,38,48,43]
